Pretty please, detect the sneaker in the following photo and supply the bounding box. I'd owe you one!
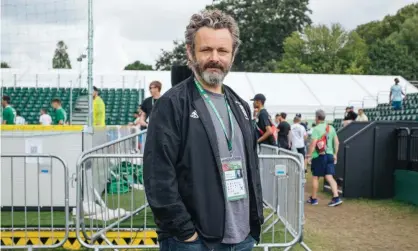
[306,196,318,205]
[328,197,343,207]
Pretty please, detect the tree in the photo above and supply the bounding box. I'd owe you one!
[356,4,418,79]
[275,24,369,74]
[388,15,418,57]
[124,60,153,71]
[52,40,72,69]
[1,62,10,68]
[368,40,417,80]
[155,40,187,70]
[155,0,312,72]
[356,3,418,45]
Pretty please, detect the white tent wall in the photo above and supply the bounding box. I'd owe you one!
[2,69,417,120]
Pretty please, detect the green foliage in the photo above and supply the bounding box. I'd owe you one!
[356,3,418,44]
[155,40,187,71]
[154,2,417,80]
[356,3,418,79]
[368,40,417,79]
[276,24,369,74]
[155,0,311,72]
[1,62,10,68]
[124,60,153,71]
[52,41,72,69]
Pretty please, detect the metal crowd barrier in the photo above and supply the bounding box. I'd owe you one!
[75,130,156,250]
[0,154,70,250]
[74,135,308,250]
[92,126,142,155]
[258,144,310,251]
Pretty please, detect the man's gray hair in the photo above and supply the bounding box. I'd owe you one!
[315,109,326,121]
[185,9,241,57]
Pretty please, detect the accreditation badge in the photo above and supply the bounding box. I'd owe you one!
[221,156,247,201]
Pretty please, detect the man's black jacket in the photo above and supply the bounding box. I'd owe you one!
[143,76,264,247]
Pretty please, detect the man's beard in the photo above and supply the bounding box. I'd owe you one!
[192,58,231,86]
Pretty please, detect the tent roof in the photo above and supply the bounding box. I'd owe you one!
[2,69,417,116]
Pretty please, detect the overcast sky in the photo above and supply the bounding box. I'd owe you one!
[1,0,416,73]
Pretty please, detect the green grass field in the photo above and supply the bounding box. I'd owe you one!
[3,173,417,251]
[0,191,155,228]
[1,188,307,250]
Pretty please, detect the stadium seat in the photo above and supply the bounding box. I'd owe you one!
[333,91,418,130]
[2,87,142,125]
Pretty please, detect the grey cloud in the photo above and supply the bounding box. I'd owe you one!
[309,0,417,30]
[1,0,416,71]
[100,0,212,42]
[1,0,87,25]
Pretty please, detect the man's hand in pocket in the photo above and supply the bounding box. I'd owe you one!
[184,232,198,242]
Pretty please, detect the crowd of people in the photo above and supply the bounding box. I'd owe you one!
[251,92,343,208]
[1,86,106,126]
[1,95,61,125]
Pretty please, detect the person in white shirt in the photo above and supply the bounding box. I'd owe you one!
[356,109,369,122]
[15,111,26,125]
[39,108,52,125]
[289,116,308,157]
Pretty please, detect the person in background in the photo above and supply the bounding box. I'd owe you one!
[2,95,16,125]
[390,78,406,111]
[51,98,67,125]
[274,113,280,127]
[144,9,263,251]
[290,115,308,172]
[343,106,357,127]
[39,108,52,125]
[307,109,342,207]
[277,112,291,149]
[93,86,106,126]
[130,111,141,126]
[252,107,259,132]
[128,111,143,152]
[296,113,308,131]
[15,111,26,125]
[139,81,162,130]
[252,93,276,146]
[289,116,307,156]
[307,123,316,136]
[253,107,259,120]
[356,109,368,122]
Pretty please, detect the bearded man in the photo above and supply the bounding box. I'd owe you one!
[143,9,263,251]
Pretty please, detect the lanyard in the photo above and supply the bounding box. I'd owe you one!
[152,98,155,106]
[194,79,234,152]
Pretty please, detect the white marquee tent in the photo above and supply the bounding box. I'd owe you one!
[2,69,417,119]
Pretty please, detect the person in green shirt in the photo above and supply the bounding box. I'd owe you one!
[51,98,67,125]
[306,109,342,207]
[2,95,16,125]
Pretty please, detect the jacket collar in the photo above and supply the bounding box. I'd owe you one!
[187,75,252,159]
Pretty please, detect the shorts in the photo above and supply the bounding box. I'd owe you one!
[296,147,305,158]
[392,101,402,110]
[278,140,289,149]
[311,154,335,177]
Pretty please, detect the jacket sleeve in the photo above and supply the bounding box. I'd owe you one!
[143,96,196,241]
[244,102,264,225]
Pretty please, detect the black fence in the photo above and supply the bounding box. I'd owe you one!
[397,127,418,171]
[326,121,418,199]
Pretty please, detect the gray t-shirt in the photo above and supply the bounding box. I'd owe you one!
[204,90,250,244]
